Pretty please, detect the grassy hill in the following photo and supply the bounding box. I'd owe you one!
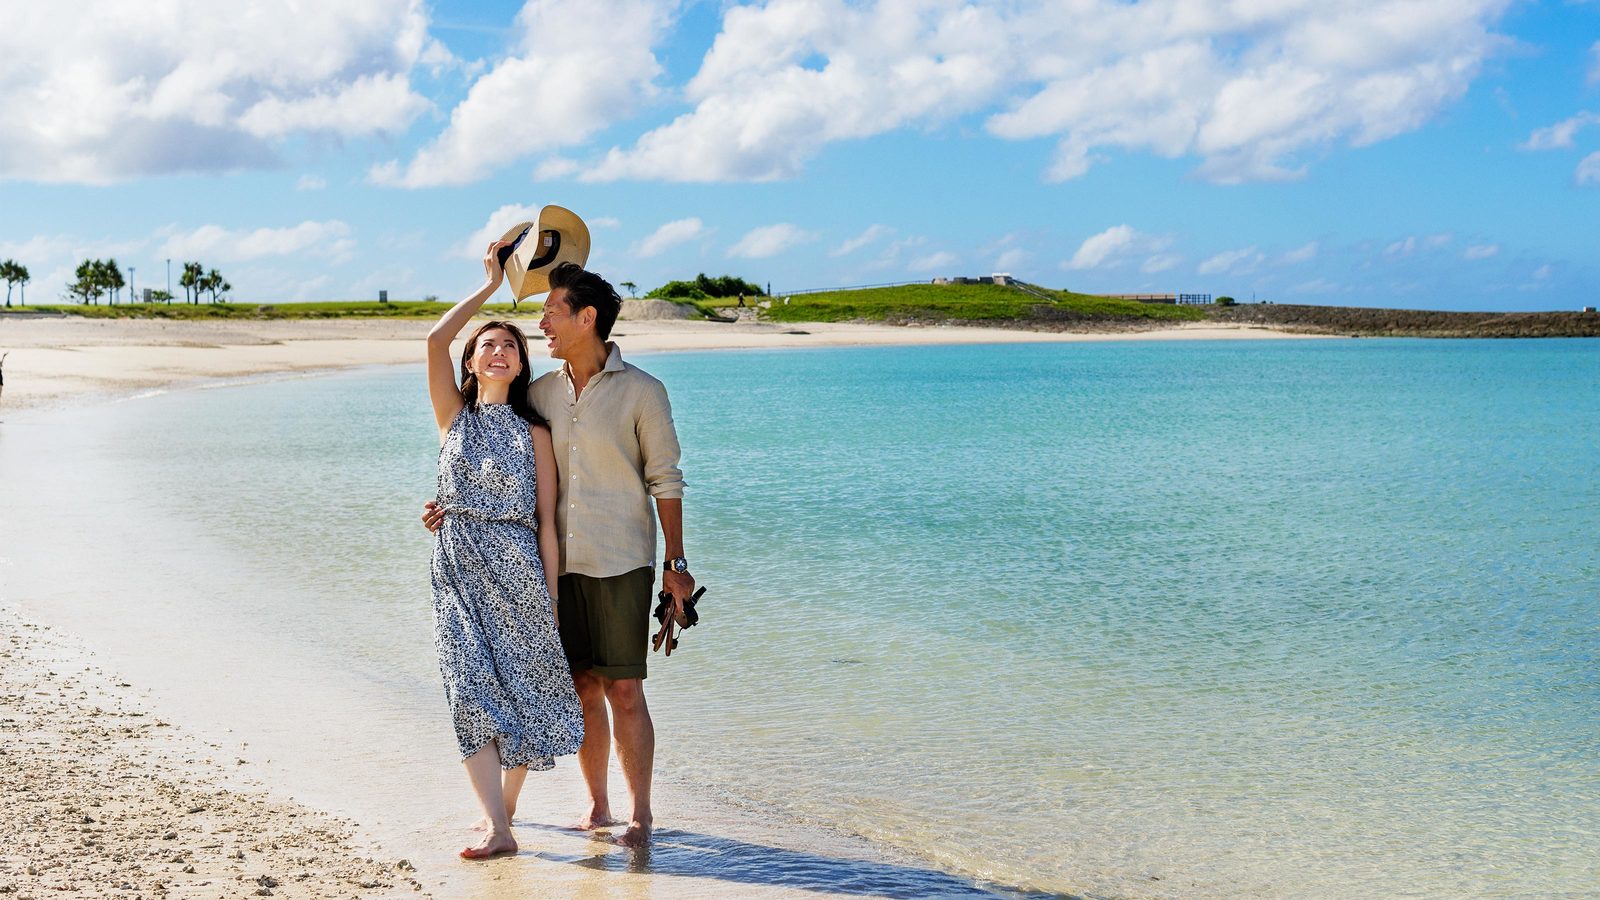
[762,283,1205,325]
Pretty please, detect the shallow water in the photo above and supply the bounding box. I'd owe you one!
[3,338,1598,897]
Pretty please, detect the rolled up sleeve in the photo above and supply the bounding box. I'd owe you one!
[638,381,685,499]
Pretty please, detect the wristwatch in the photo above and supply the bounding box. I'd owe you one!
[664,556,689,574]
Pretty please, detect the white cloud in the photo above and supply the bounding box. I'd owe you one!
[296,175,328,191]
[1532,264,1552,281]
[1279,241,1319,264]
[728,223,815,259]
[0,0,433,183]
[864,235,930,271]
[590,217,622,229]
[832,224,893,257]
[1386,236,1418,256]
[909,251,957,272]
[985,0,1510,184]
[1141,254,1182,273]
[1463,243,1499,260]
[995,248,1029,271]
[1519,112,1600,151]
[567,1,1510,185]
[1198,246,1263,275]
[372,0,673,188]
[0,234,154,301]
[580,1,1007,182]
[161,220,355,263]
[1065,225,1140,270]
[238,72,428,138]
[458,204,541,259]
[1578,151,1600,186]
[627,1,1512,184]
[631,218,707,258]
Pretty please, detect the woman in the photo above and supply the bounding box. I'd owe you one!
[426,240,583,860]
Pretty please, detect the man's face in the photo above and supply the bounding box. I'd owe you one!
[538,288,585,360]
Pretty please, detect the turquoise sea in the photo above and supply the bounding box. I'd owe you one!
[2,337,1597,897]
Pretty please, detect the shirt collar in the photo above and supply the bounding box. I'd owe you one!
[558,341,625,383]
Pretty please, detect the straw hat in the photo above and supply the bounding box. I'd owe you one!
[496,205,591,302]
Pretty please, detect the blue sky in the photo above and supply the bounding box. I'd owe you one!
[1,0,1597,311]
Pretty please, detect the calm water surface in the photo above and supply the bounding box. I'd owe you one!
[3,338,1597,898]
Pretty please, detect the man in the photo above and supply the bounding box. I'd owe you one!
[425,261,693,848]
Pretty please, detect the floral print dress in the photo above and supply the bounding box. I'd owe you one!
[430,403,584,770]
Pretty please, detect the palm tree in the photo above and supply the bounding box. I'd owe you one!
[100,258,125,304]
[110,259,125,304]
[13,262,26,306]
[0,259,21,307]
[203,268,228,303]
[180,262,203,304]
[71,259,95,304]
[621,281,638,298]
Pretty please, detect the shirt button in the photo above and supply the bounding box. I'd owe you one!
[569,503,575,508]
[567,533,573,538]
[571,417,577,423]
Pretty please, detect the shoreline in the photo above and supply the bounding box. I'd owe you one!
[0,315,1324,414]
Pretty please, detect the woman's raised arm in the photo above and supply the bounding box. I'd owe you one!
[428,240,510,435]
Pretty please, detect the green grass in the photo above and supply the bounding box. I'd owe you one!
[2,284,1210,326]
[0,301,542,319]
[762,283,1207,324]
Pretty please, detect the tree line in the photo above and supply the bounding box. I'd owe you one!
[64,259,228,305]
[644,273,765,302]
[0,257,237,307]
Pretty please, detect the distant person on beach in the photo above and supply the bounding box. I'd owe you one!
[424,259,693,849]
[424,239,585,860]
[0,352,7,404]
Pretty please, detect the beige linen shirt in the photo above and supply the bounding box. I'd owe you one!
[529,343,685,579]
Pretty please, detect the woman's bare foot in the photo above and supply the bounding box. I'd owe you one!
[570,805,621,830]
[612,817,652,848]
[459,829,517,860]
[471,805,518,832]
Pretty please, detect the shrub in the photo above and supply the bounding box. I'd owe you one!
[1216,295,1237,306]
[646,273,763,300]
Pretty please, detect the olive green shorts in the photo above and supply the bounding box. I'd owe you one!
[557,566,655,680]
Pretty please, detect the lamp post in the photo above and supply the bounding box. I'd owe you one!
[129,266,135,303]
[166,258,171,301]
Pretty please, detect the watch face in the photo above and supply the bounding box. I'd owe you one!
[672,558,688,573]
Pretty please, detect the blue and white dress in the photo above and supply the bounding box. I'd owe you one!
[430,403,584,770]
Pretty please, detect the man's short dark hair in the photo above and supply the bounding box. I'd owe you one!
[549,262,623,340]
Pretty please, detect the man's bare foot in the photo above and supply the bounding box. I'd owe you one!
[612,817,652,848]
[570,806,621,830]
[459,829,517,860]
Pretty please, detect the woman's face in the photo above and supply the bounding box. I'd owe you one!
[469,328,523,383]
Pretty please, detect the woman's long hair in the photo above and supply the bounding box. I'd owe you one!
[458,320,546,426]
